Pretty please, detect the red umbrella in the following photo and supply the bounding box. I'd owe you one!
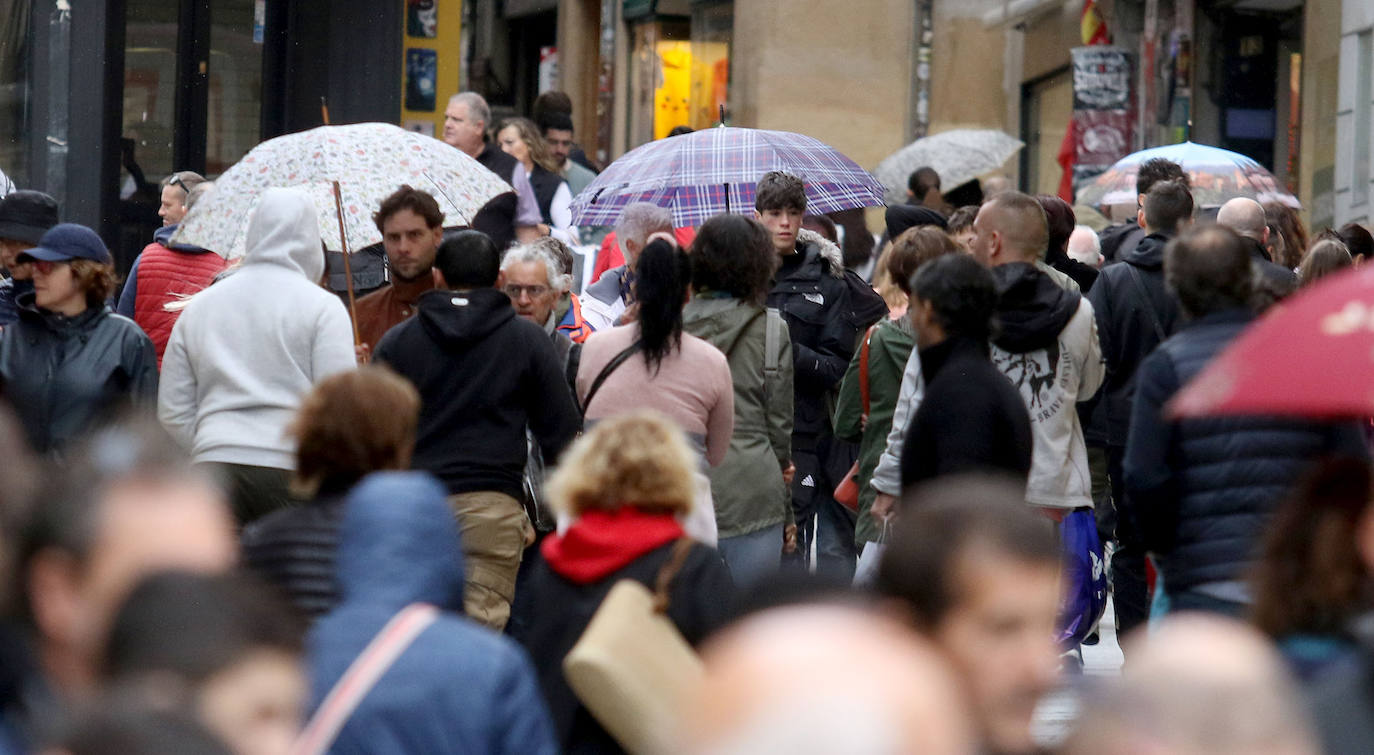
[1168,265,1374,419]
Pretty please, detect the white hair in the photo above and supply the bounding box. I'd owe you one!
[447,91,490,128]
[501,244,572,293]
[614,202,673,257]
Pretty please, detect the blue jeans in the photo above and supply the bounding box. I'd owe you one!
[718,526,783,588]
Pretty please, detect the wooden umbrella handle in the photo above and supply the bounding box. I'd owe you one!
[332,180,362,348]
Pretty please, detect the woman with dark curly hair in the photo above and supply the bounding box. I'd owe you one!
[1263,201,1308,270]
[682,214,795,585]
[1252,458,1372,680]
[0,223,156,454]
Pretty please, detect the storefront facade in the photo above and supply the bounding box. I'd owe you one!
[1,0,407,271]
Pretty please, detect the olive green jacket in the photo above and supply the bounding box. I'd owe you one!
[834,315,916,545]
[683,296,794,537]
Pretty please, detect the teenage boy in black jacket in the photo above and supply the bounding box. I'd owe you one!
[374,230,580,631]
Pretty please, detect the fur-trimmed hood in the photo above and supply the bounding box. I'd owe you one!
[797,228,846,278]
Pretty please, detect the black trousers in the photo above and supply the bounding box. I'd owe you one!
[1107,446,1150,639]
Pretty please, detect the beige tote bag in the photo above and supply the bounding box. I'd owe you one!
[563,538,702,754]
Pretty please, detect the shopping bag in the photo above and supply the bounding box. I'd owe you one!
[1056,508,1108,647]
[563,539,702,754]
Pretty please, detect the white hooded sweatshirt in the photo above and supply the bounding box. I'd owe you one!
[159,188,356,469]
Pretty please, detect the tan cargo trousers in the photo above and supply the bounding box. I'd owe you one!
[448,491,530,631]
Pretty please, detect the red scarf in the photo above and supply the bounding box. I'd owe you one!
[541,507,686,584]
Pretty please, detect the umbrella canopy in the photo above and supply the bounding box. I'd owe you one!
[874,129,1024,205]
[1168,265,1374,420]
[570,127,885,227]
[1075,141,1299,210]
[174,122,512,258]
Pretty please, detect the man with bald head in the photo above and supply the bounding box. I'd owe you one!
[970,192,1104,514]
[1065,615,1319,755]
[1216,197,1297,304]
[680,605,975,754]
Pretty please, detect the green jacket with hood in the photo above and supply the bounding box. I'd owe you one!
[834,314,916,545]
[683,296,794,538]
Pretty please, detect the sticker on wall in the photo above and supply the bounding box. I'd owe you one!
[404,120,435,137]
[405,48,438,112]
[408,0,438,39]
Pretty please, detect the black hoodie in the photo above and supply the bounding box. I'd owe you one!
[991,262,1082,353]
[374,287,580,498]
[1085,233,1182,446]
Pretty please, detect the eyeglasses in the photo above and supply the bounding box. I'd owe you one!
[168,173,189,192]
[503,284,550,300]
[30,260,64,274]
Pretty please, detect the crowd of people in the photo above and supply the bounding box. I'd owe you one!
[3,89,1374,755]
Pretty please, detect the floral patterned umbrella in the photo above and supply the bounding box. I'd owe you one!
[173,122,512,258]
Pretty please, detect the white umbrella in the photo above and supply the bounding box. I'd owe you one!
[875,129,1025,204]
[174,122,511,259]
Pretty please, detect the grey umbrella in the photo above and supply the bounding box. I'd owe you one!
[875,129,1025,204]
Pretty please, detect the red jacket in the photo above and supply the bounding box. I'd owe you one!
[133,242,228,367]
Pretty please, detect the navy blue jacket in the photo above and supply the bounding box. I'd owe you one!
[307,472,557,755]
[1122,309,1368,592]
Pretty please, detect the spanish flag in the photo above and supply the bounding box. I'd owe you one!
[1081,0,1109,45]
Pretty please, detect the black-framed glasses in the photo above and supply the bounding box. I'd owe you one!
[168,173,189,192]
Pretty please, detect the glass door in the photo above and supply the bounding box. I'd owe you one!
[207,0,263,176]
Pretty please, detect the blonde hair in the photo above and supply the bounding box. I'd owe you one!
[547,411,696,517]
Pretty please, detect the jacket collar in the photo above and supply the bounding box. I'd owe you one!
[387,273,436,304]
[1183,307,1253,330]
[918,334,989,381]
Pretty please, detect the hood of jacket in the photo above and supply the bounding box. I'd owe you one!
[540,508,685,584]
[682,296,763,354]
[1120,232,1172,270]
[241,187,325,281]
[415,286,515,347]
[333,471,465,612]
[797,228,845,278]
[152,224,211,254]
[992,262,1081,353]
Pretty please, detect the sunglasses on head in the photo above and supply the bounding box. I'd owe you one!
[168,173,190,192]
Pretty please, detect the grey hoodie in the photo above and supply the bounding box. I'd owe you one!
[159,188,356,469]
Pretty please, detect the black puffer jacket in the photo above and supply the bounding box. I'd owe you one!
[0,299,157,454]
[1123,309,1368,592]
[1086,233,1183,447]
[766,230,887,446]
[241,494,345,620]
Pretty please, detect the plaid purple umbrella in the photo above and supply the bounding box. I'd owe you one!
[570,127,886,227]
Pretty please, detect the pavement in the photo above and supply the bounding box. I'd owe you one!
[1031,597,1127,748]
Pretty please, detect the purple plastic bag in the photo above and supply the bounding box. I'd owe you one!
[1057,508,1108,647]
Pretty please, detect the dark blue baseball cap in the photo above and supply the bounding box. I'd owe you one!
[18,223,111,264]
